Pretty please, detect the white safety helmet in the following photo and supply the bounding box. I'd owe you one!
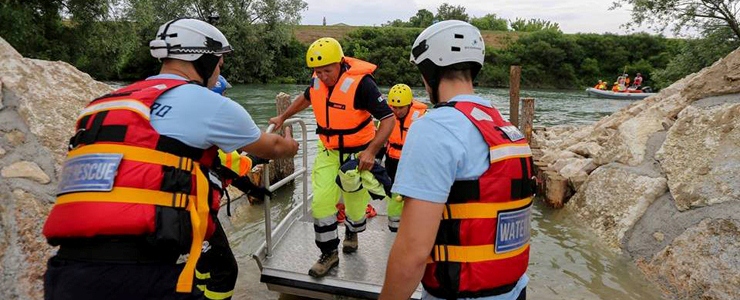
[149,18,232,61]
[410,20,484,103]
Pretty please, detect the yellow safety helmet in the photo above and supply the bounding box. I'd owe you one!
[306,37,344,68]
[387,84,413,107]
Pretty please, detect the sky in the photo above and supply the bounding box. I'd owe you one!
[300,0,658,35]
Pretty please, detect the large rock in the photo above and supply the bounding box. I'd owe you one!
[681,49,740,102]
[656,96,740,211]
[567,164,667,248]
[0,38,112,166]
[0,37,111,300]
[1,161,50,184]
[0,190,53,300]
[637,218,740,299]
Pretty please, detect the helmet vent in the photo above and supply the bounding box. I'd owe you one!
[454,34,464,39]
[317,56,322,61]
[451,46,461,52]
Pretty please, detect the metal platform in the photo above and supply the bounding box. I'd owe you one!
[252,119,421,299]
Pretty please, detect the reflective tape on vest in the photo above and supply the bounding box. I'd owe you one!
[489,144,532,164]
[79,99,151,121]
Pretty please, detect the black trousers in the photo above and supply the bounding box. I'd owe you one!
[44,256,204,300]
[195,217,238,300]
[385,157,399,184]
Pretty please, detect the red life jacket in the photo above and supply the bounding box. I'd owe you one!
[43,78,222,293]
[422,101,536,298]
[386,100,427,160]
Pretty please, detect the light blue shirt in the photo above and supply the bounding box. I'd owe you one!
[147,74,261,153]
[392,94,528,300]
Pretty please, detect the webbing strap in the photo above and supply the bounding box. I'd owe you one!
[56,187,192,208]
[315,116,373,136]
[442,197,532,219]
[68,144,193,171]
[176,163,210,293]
[428,244,529,263]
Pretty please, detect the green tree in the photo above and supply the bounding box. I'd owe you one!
[652,27,737,88]
[470,14,508,31]
[383,19,411,27]
[435,3,469,22]
[341,27,423,86]
[409,9,434,28]
[615,0,740,42]
[510,18,561,32]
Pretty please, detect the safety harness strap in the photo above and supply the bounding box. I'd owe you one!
[429,244,529,263]
[442,197,532,219]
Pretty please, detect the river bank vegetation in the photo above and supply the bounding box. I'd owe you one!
[1,1,737,90]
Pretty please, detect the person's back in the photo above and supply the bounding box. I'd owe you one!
[380,20,533,300]
[43,18,297,300]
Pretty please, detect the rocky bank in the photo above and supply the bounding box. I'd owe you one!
[0,37,111,299]
[533,48,740,299]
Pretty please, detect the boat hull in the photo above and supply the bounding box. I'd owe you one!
[586,87,655,100]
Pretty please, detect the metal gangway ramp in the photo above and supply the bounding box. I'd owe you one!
[252,119,422,299]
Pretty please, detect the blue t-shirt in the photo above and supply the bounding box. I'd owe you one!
[147,74,261,153]
[392,95,528,300]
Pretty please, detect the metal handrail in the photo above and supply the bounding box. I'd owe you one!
[262,118,309,257]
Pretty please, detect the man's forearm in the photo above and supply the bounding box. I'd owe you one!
[379,239,426,299]
[280,95,311,120]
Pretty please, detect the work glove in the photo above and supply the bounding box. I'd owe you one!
[247,154,270,165]
[231,176,272,199]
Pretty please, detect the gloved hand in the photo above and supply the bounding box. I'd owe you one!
[231,176,272,198]
[246,154,270,165]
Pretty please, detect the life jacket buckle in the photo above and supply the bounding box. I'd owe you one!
[68,128,86,150]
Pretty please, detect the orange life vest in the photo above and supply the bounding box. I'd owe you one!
[43,79,222,293]
[422,101,535,298]
[386,100,427,159]
[309,57,376,151]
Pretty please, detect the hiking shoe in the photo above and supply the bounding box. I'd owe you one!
[342,230,358,253]
[308,250,339,278]
[365,204,377,218]
[336,203,346,223]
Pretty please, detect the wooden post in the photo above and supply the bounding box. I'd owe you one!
[509,65,521,127]
[544,171,571,209]
[269,93,296,184]
[520,98,535,144]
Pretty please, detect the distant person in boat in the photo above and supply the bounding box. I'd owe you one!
[624,74,631,88]
[612,81,621,92]
[383,83,427,232]
[42,18,298,300]
[633,73,643,89]
[268,37,395,278]
[380,20,534,300]
[594,80,607,90]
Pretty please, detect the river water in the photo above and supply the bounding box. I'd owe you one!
[219,84,663,300]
